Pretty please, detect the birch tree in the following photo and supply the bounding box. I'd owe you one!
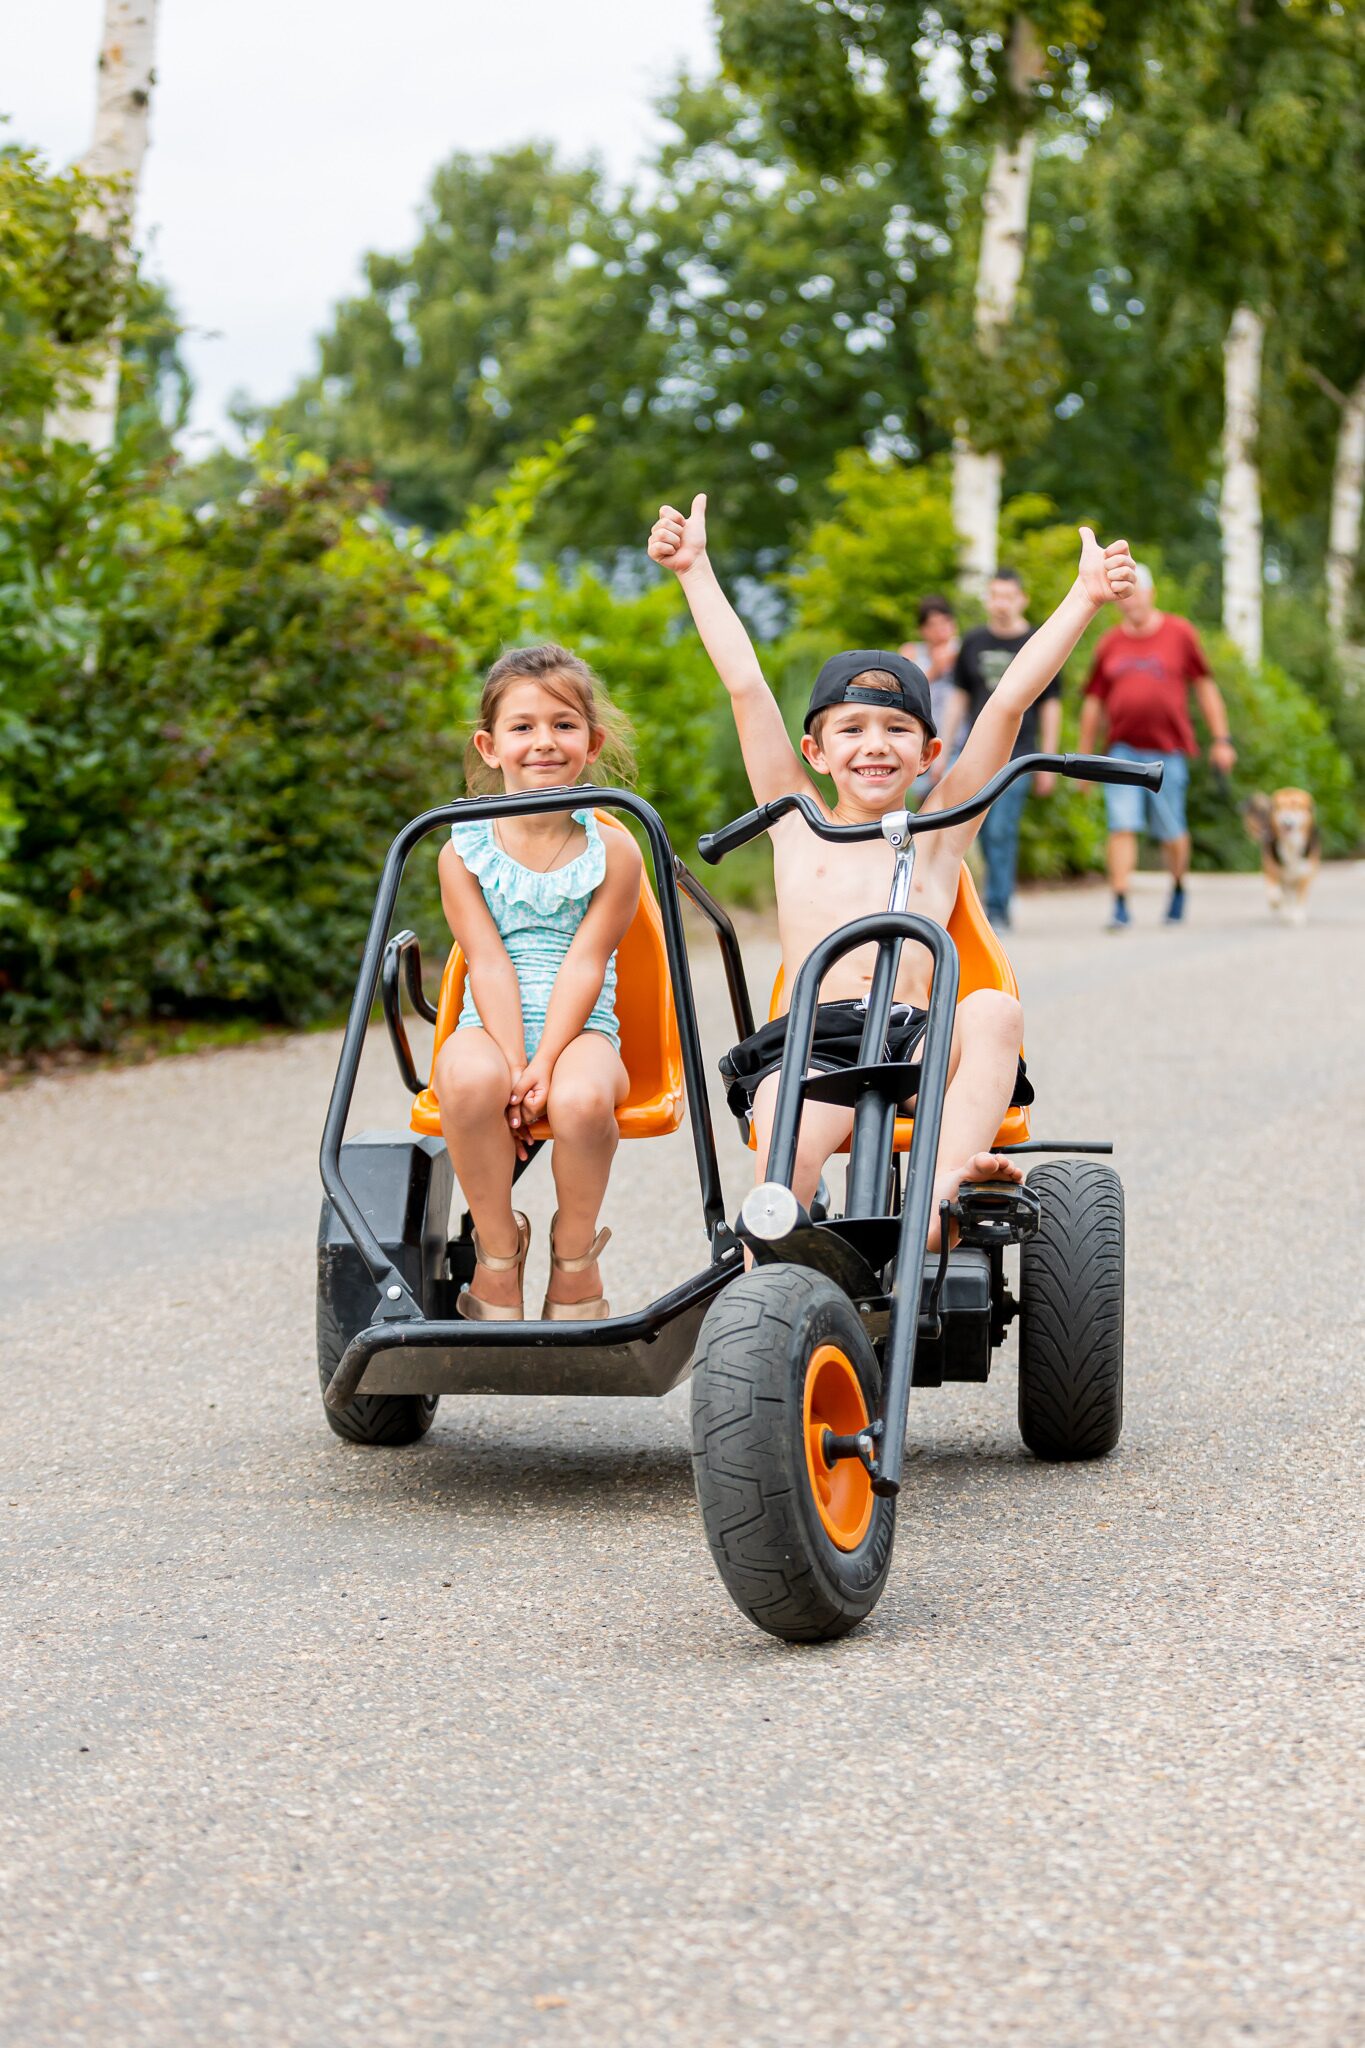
[714,3,1176,589]
[47,0,160,452]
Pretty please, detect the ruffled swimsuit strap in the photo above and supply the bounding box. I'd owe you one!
[449,807,606,907]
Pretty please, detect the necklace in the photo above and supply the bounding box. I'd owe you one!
[494,816,579,874]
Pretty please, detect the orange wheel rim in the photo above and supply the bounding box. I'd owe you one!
[803,1343,874,1552]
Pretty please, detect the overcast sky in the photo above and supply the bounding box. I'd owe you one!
[4,0,718,448]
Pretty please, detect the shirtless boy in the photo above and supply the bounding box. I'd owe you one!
[647,494,1137,1243]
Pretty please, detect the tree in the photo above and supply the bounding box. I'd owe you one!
[46,0,160,451]
[713,2,1178,586]
[1103,0,1360,668]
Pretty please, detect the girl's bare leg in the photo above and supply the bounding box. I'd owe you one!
[432,1027,522,1310]
[544,1032,629,1307]
[926,989,1025,1250]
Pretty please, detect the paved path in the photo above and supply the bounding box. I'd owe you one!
[4,869,1363,2047]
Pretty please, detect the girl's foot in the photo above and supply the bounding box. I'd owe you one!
[541,1212,611,1320]
[928,1153,1025,1250]
[459,1213,531,1320]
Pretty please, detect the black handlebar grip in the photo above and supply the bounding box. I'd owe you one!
[1061,752,1165,792]
[697,804,773,864]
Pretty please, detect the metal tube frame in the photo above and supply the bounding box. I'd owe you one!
[319,787,729,1324]
[760,910,960,1498]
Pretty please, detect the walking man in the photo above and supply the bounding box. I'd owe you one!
[1078,564,1237,928]
[952,568,1062,928]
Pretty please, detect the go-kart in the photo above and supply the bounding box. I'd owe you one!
[316,750,1162,1641]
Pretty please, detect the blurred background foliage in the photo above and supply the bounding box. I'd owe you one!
[3,1,1364,1054]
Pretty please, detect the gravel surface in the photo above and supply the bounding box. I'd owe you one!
[4,867,1363,2047]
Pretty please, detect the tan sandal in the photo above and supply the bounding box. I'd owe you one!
[457,1212,531,1321]
[540,1211,611,1321]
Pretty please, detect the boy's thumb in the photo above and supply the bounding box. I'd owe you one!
[691,493,707,520]
[1078,524,1096,547]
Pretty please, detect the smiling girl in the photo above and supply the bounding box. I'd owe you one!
[433,644,641,1322]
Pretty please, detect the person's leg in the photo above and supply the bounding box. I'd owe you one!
[750,1068,855,1213]
[1151,753,1191,920]
[924,989,1026,1250]
[433,1027,522,1309]
[980,776,1028,927]
[543,1031,629,1308]
[1102,752,1141,927]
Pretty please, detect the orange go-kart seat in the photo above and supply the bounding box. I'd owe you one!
[410,813,685,1144]
[753,861,1030,1154]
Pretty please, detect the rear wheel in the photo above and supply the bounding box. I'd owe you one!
[1017,1160,1124,1461]
[317,1295,438,1447]
[691,1265,896,1641]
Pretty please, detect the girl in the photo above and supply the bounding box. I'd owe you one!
[434,643,641,1322]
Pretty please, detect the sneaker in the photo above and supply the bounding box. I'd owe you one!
[1164,884,1186,924]
[1106,896,1131,931]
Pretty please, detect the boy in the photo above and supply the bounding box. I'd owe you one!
[648,493,1137,1242]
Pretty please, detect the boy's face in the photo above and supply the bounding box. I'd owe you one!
[802,702,938,813]
[986,578,1027,634]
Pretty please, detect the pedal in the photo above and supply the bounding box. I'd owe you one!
[947,1181,1041,1248]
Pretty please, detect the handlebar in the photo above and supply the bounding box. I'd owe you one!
[696,752,1164,865]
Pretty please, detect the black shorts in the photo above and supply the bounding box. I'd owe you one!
[719,997,1033,1124]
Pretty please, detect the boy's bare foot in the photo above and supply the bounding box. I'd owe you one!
[928,1152,1026,1250]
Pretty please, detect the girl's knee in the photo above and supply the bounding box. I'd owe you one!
[547,1077,618,1139]
[433,1036,508,1112]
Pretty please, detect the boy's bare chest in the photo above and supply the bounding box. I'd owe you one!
[772,831,958,1002]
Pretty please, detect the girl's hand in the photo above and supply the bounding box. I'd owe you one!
[1077,527,1137,606]
[648,494,708,575]
[509,1054,554,1130]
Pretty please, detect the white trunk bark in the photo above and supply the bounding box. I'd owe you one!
[47,0,160,452]
[1220,303,1264,669]
[951,121,1037,595]
[1325,368,1365,651]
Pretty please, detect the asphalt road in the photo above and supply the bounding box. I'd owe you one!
[4,867,1363,2048]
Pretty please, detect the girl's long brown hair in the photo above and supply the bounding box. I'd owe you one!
[463,643,637,794]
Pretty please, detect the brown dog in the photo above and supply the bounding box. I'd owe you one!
[1243,789,1320,925]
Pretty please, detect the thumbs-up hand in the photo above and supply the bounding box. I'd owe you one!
[1077,526,1136,606]
[647,492,709,576]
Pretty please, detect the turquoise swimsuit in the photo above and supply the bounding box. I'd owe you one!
[448,809,621,1056]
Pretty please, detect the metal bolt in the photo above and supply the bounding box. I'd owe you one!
[386,1284,402,1300]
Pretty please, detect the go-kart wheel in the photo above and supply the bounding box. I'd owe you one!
[317,1297,438,1448]
[1017,1159,1124,1461]
[690,1264,895,1641]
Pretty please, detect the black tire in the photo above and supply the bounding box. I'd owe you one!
[317,1293,438,1448]
[691,1265,896,1642]
[1017,1160,1124,1461]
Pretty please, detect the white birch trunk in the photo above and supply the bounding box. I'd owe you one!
[47,0,160,452]
[951,17,1043,596]
[1325,368,1365,653]
[1220,303,1264,669]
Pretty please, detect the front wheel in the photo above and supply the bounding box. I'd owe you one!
[317,1295,438,1447]
[1017,1160,1124,1461]
[690,1265,896,1642]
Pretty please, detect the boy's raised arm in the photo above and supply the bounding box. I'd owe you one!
[934,528,1136,821]
[648,494,808,807]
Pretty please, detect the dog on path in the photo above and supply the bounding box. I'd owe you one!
[1243,789,1320,925]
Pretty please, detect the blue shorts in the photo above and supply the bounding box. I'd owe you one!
[1103,743,1189,841]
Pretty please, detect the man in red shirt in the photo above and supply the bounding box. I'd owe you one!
[1079,565,1236,927]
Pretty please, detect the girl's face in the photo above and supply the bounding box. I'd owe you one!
[473,678,603,792]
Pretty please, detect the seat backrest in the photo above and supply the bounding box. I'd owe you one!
[427,812,683,1120]
[768,860,1020,1018]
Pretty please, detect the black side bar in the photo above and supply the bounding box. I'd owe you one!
[320,788,729,1319]
[673,856,756,1044]
[761,911,960,1498]
[381,930,432,1096]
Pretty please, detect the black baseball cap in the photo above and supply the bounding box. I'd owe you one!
[803,650,936,737]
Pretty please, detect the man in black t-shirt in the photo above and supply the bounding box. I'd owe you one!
[950,567,1063,929]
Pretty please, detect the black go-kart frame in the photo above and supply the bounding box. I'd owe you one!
[316,750,1162,1642]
